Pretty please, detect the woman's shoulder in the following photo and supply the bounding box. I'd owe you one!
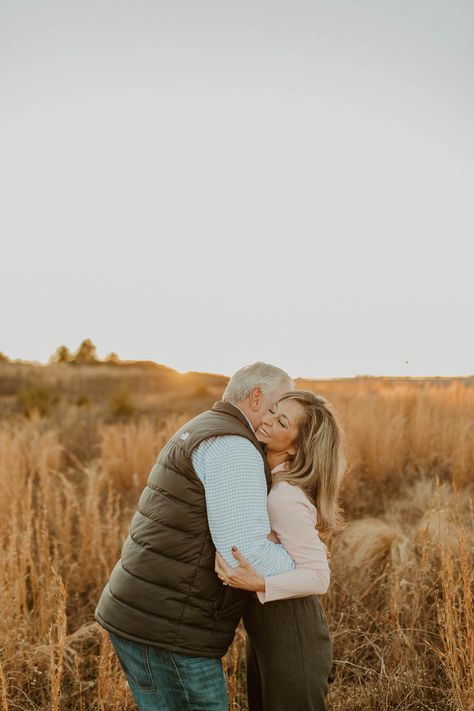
[270,479,315,509]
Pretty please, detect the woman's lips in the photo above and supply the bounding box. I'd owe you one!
[258,426,271,438]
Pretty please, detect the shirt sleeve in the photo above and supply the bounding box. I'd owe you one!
[257,481,330,603]
[192,436,295,576]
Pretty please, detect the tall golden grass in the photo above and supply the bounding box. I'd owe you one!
[0,373,472,710]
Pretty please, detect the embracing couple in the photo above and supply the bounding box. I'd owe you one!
[95,362,345,710]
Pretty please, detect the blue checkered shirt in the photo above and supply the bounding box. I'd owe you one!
[192,436,295,575]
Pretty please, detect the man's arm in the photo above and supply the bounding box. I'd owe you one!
[192,436,295,576]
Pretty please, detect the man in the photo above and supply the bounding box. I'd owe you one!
[95,362,295,710]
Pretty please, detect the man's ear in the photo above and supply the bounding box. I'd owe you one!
[248,387,262,411]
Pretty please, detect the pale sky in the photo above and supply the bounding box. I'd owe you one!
[1,0,473,378]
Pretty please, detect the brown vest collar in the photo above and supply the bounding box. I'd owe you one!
[212,401,254,432]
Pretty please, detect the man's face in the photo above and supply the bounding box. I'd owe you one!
[254,379,294,429]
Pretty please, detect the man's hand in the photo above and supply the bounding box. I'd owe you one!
[267,530,280,543]
[215,548,265,592]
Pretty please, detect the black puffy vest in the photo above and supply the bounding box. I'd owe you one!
[95,401,271,657]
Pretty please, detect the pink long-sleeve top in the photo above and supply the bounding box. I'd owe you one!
[257,470,330,604]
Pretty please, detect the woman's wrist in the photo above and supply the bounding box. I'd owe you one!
[256,576,265,592]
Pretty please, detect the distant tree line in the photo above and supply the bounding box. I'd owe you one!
[0,340,122,366]
[50,339,120,365]
[0,342,168,369]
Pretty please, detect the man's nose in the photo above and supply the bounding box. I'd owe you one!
[262,411,273,426]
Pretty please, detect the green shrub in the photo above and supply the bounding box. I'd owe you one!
[108,385,136,418]
[17,385,60,417]
[75,394,90,408]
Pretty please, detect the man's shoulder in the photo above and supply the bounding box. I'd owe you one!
[177,404,253,444]
[194,435,261,462]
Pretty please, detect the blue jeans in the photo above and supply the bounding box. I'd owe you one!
[109,632,228,710]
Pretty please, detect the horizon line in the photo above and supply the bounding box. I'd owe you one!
[1,357,473,382]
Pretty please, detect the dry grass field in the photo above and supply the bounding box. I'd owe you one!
[0,361,473,710]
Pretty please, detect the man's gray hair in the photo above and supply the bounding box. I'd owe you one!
[222,362,292,404]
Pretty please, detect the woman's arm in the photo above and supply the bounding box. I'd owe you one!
[215,481,330,603]
[258,481,330,602]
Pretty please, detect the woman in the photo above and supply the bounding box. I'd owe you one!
[215,390,345,711]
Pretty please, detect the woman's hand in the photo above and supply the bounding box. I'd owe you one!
[215,548,265,592]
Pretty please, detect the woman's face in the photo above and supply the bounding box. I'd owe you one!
[256,398,304,455]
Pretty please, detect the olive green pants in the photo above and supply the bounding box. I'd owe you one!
[243,594,332,711]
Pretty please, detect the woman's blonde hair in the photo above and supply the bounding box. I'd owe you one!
[274,390,346,532]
